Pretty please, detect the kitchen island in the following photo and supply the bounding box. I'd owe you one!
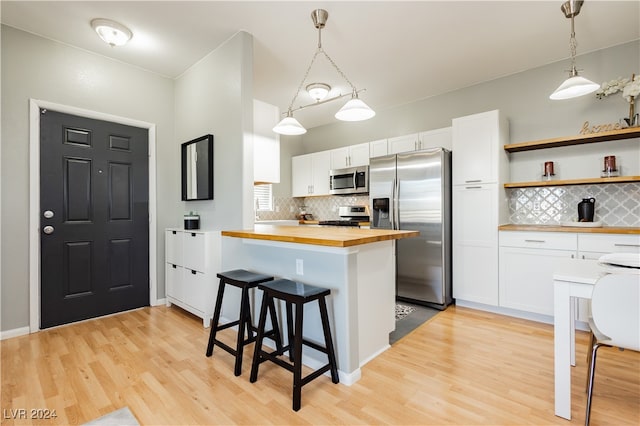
[220,225,418,385]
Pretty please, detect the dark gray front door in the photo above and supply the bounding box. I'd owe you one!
[40,109,149,329]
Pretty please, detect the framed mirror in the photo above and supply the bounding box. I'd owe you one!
[181,134,214,201]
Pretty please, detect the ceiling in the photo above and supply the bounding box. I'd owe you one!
[2,1,639,130]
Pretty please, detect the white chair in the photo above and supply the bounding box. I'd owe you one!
[585,273,640,426]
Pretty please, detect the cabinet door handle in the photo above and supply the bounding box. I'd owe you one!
[172,264,177,268]
[524,239,546,243]
[582,255,585,259]
[191,270,197,275]
[465,179,482,183]
[465,186,482,189]
[614,243,640,248]
[571,254,575,259]
[172,230,177,234]
[191,233,196,237]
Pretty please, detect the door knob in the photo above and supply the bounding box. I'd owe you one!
[43,226,54,235]
[43,210,54,219]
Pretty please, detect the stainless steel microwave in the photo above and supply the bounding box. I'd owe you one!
[329,166,369,195]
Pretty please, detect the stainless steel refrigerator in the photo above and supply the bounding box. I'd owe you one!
[369,148,452,309]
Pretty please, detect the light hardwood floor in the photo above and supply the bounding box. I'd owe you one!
[2,305,638,425]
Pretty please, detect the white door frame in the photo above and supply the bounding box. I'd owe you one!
[29,99,158,333]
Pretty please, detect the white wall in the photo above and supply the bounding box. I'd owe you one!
[298,40,640,181]
[0,25,175,331]
[173,31,254,231]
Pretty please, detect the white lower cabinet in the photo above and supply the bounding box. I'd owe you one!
[453,184,500,306]
[575,233,640,321]
[165,229,221,327]
[499,231,577,316]
[498,231,639,320]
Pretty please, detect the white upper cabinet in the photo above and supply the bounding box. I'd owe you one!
[452,109,509,185]
[330,142,370,169]
[388,133,420,154]
[253,100,280,183]
[419,127,452,151]
[369,139,388,158]
[292,150,331,197]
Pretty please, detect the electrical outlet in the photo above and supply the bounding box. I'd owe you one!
[296,259,304,275]
[290,206,294,213]
[275,205,280,212]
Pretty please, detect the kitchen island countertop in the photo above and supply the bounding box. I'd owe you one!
[222,225,418,247]
[498,224,640,234]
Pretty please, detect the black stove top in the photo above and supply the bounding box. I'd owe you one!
[318,219,367,227]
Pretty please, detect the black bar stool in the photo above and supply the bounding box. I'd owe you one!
[205,269,282,376]
[249,278,339,411]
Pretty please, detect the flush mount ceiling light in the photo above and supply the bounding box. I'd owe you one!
[273,9,375,135]
[549,1,599,100]
[91,18,132,47]
[306,83,331,101]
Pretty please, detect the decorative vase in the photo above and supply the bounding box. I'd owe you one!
[628,96,636,126]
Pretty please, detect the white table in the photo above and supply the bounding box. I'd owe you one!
[553,259,606,420]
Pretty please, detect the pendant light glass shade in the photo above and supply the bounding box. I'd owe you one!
[273,115,307,135]
[549,74,599,100]
[335,97,376,121]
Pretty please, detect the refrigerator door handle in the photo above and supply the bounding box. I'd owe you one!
[393,178,400,230]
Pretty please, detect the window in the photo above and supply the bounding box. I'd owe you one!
[253,184,273,211]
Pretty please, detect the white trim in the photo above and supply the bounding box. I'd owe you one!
[0,326,30,340]
[29,99,158,333]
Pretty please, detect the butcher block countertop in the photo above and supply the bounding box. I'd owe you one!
[222,225,419,247]
[499,224,640,235]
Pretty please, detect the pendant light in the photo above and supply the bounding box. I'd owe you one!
[549,1,599,100]
[273,9,375,135]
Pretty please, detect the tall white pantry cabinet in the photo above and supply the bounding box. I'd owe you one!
[165,229,221,327]
[452,110,510,306]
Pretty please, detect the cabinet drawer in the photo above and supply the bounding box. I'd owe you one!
[578,233,640,253]
[165,230,183,265]
[499,231,577,251]
[165,263,184,302]
[183,269,213,314]
[183,231,206,272]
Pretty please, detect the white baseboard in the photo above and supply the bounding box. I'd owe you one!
[154,298,166,306]
[0,326,30,340]
[455,300,590,331]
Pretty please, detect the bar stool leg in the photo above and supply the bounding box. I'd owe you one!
[243,292,255,341]
[206,279,226,357]
[292,302,304,412]
[286,301,294,361]
[250,293,271,383]
[318,296,339,384]
[234,286,251,376]
[267,298,284,353]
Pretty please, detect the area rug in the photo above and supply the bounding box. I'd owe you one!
[83,407,139,426]
[395,303,416,321]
